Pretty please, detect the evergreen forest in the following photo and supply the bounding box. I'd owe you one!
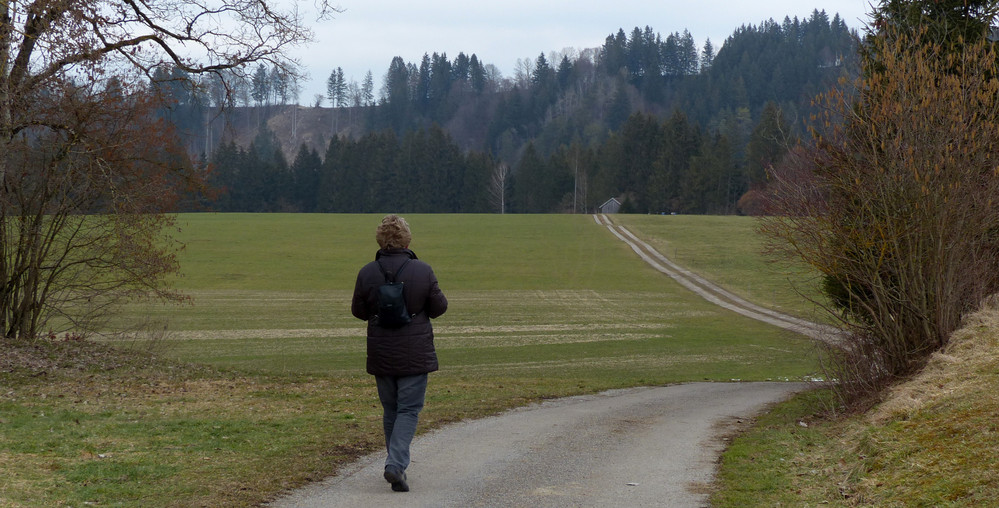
[158,10,858,214]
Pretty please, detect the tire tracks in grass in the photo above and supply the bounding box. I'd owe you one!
[594,214,841,344]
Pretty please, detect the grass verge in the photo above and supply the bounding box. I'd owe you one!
[711,296,999,507]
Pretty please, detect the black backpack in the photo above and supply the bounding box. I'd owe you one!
[375,258,412,328]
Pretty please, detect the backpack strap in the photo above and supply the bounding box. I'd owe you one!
[376,258,411,283]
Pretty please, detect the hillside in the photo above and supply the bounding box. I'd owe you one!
[164,12,859,214]
[204,12,858,161]
[229,106,340,159]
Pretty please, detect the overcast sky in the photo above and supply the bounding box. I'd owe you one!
[290,1,873,103]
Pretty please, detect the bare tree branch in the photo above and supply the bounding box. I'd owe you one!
[2,0,339,340]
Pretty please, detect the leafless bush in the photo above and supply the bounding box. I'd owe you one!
[2,0,335,342]
[762,27,999,405]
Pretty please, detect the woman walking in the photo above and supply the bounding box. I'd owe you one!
[351,215,448,492]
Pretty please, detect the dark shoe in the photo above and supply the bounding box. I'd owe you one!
[384,465,409,492]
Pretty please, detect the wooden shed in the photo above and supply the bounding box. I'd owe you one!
[599,197,622,214]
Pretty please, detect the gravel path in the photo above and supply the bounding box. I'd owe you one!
[269,382,807,508]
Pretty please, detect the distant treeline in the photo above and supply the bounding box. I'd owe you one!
[170,10,858,214]
[209,101,791,215]
[209,124,495,213]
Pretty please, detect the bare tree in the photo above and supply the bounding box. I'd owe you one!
[761,26,999,403]
[489,163,510,214]
[347,80,361,107]
[1,0,339,340]
[483,64,506,93]
[513,57,534,88]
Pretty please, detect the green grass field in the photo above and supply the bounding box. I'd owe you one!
[2,213,824,507]
[122,214,821,380]
[611,214,827,319]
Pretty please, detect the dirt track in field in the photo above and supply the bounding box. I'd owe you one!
[594,214,841,345]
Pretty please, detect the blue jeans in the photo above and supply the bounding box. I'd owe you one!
[375,374,427,471]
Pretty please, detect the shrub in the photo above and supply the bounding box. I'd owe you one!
[762,26,999,404]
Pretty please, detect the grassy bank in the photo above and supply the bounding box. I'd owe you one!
[711,297,999,506]
[1,213,821,506]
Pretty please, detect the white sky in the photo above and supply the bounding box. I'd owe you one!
[290,0,873,103]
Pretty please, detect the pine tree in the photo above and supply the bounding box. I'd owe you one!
[362,71,375,106]
[251,64,270,106]
[452,52,471,82]
[382,57,411,132]
[469,54,487,93]
[650,111,701,213]
[326,69,340,108]
[317,136,343,211]
[600,29,628,75]
[428,52,453,120]
[513,143,546,212]
[290,144,322,212]
[270,66,288,105]
[700,39,715,71]
[606,81,632,131]
[745,101,792,188]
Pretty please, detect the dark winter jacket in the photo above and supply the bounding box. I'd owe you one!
[351,248,448,376]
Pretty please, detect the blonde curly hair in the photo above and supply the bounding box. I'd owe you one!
[375,214,412,249]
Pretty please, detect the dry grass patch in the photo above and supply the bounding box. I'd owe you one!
[868,303,999,423]
[847,297,999,505]
[713,297,999,506]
